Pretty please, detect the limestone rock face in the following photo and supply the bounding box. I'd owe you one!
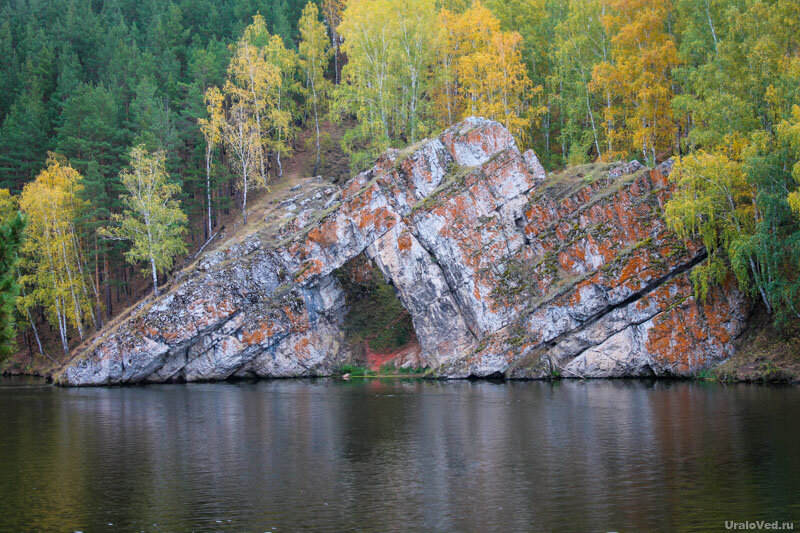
[58,117,749,385]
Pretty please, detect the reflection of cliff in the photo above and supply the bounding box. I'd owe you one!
[59,118,749,385]
[4,381,797,531]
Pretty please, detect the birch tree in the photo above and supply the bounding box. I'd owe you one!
[334,0,439,167]
[19,155,97,354]
[321,0,345,84]
[299,2,332,175]
[264,34,298,179]
[223,102,264,225]
[226,15,281,181]
[100,146,187,296]
[219,15,294,193]
[590,0,679,165]
[437,1,536,140]
[337,0,396,149]
[396,0,438,144]
[553,0,610,163]
[199,86,224,239]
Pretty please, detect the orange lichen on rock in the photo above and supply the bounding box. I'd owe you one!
[294,337,311,360]
[241,319,277,346]
[294,258,324,283]
[397,232,412,252]
[283,306,309,333]
[647,301,704,373]
[307,220,339,247]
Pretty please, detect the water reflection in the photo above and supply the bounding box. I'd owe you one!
[0,378,798,531]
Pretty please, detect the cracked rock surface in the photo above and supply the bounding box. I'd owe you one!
[58,118,749,385]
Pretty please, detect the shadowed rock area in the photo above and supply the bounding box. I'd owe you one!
[57,118,750,385]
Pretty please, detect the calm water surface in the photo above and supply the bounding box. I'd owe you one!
[0,377,798,532]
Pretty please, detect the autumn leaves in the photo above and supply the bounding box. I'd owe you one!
[18,156,99,355]
[16,149,187,355]
[202,15,297,225]
[589,0,679,165]
[334,0,533,168]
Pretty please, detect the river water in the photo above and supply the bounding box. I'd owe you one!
[0,377,798,532]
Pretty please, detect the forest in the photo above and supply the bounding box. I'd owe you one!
[1,0,799,363]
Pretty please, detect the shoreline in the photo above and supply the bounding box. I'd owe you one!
[3,369,797,387]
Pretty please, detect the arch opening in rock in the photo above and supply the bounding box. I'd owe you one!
[333,253,423,372]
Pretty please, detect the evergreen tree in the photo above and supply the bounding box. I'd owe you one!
[55,83,125,181]
[0,191,26,362]
[0,87,51,191]
[270,0,293,47]
[55,83,128,321]
[0,20,20,121]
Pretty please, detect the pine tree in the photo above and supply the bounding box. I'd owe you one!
[0,20,19,121]
[0,190,26,361]
[55,82,127,321]
[55,83,125,181]
[0,87,51,191]
[271,0,294,47]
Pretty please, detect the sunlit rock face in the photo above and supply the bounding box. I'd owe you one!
[58,118,749,385]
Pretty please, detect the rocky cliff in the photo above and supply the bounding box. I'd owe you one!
[57,118,750,385]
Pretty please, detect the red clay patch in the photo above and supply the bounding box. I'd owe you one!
[364,337,421,371]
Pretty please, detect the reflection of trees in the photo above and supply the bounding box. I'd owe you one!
[2,380,799,531]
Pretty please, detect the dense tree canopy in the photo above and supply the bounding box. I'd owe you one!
[298,1,331,174]
[1,0,800,360]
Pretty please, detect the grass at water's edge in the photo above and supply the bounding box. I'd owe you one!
[336,363,431,378]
